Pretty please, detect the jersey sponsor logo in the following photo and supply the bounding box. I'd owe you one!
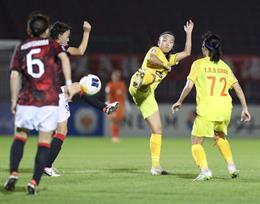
[21,39,49,50]
[155,71,163,78]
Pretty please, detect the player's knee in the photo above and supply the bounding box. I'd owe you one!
[15,127,29,139]
[152,124,162,134]
[214,131,225,141]
[56,120,68,136]
[191,136,203,144]
[60,129,68,136]
[56,126,68,136]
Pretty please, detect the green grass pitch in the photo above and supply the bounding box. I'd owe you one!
[0,136,259,204]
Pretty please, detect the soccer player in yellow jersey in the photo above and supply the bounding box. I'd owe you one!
[129,20,194,175]
[172,32,251,181]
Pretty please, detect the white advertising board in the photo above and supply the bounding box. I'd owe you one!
[105,104,260,138]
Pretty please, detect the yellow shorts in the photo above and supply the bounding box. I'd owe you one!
[129,73,158,119]
[191,115,230,137]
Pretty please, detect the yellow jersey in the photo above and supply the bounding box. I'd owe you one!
[141,46,178,91]
[187,56,238,121]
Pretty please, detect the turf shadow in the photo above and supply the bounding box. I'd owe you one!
[105,168,176,176]
[0,186,26,194]
[2,168,33,173]
[173,173,197,179]
[105,168,143,174]
[0,186,48,194]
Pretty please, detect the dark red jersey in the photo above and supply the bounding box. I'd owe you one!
[10,37,64,106]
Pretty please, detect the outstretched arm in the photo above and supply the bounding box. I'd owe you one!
[232,82,251,122]
[67,21,91,56]
[171,79,194,113]
[174,20,194,63]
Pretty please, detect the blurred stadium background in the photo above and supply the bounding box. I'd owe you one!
[0,1,259,203]
[1,0,260,137]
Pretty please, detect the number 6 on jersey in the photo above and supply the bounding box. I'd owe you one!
[26,48,45,78]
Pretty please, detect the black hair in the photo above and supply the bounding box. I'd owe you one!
[158,31,175,60]
[202,31,222,63]
[27,12,50,37]
[159,31,175,39]
[50,21,72,40]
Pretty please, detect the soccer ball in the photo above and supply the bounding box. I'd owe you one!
[79,74,102,95]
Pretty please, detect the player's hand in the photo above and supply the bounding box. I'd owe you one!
[64,83,82,101]
[171,101,182,114]
[241,109,251,122]
[184,20,194,34]
[83,21,91,32]
[11,100,17,115]
[63,85,73,102]
[164,65,172,72]
[163,62,171,72]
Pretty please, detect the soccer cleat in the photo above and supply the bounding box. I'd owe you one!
[27,182,37,195]
[230,169,239,179]
[44,167,60,177]
[193,170,212,181]
[4,175,19,191]
[105,101,119,115]
[150,167,168,176]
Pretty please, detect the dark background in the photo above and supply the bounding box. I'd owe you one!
[1,0,260,54]
[0,0,259,103]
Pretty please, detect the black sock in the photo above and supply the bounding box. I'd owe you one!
[80,95,106,111]
[10,136,26,174]
[32,144,50,185]
[46,134,65,168]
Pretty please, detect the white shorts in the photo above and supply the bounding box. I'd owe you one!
[57,93,70,123]
[15,105,59,132]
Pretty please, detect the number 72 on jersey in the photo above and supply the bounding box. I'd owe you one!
[207,76,227,96]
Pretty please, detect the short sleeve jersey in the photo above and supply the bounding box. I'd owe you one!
[141,47,178,91]
[187,56,238,121]
[10,37,64,106]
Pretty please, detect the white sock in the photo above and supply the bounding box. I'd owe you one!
[228,164,236,173]
[201,169,211,175]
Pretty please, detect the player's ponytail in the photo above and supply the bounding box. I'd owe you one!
[50,21,72,40]
[27,12,50,37]
[202,32,222,63]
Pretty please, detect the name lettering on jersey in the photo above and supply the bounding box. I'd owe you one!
[21,39,49,50]
[205,67,228,75]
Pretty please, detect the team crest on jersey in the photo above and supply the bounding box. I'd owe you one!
[155,71,163,78]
